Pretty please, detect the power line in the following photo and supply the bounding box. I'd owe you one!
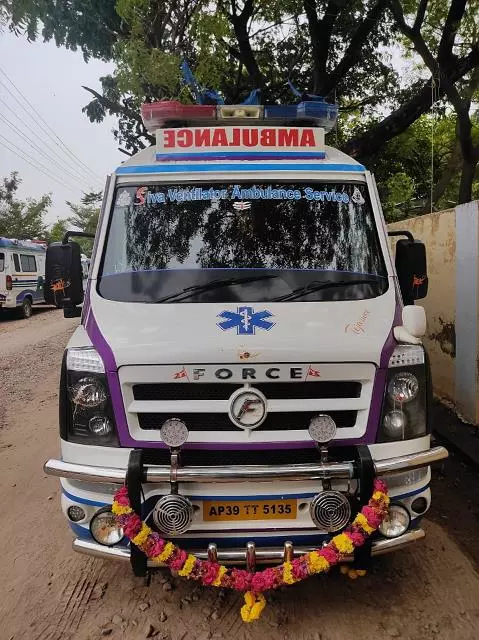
[0,104,95,190]
[0,65,104,186]
[0,132,82,193]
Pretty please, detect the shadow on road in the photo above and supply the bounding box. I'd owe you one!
[0,304,57,324]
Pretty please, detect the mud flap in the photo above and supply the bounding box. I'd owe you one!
[126,449,148,578]
[354,445,375,570]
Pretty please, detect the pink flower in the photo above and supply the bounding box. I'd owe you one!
[202,561,222,585]
[251,568,276,592]
[346,531,366,547]
[320,546,340,565]
[374,478,388,494]
[114,486,130,506]
[123,513,142,539]
[170,549,188,571]
[362,506,382,529]
[231,568,252,591]
[146,534,165,558]
[292,558,309,580]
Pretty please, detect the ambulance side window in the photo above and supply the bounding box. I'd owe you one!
[0,252,4,271]
[20,254,37,272]
[13,254,20,272]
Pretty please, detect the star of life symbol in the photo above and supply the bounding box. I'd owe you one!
[217,306,275,335]
[116,190,132,207]
[233,201,251,211]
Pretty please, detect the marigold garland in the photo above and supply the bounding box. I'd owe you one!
[112,478,389,622]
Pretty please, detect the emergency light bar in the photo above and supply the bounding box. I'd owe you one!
[141,101,338,134]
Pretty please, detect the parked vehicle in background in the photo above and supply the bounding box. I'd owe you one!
[0,237,47,318]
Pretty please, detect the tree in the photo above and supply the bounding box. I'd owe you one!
[47,218,68,243]
[0,171,51,239]
[65,190,102,254]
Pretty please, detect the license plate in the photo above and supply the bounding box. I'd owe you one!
[203,499,297,522]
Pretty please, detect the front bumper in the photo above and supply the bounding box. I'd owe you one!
[44,445,448,484]
[72,528,426,565]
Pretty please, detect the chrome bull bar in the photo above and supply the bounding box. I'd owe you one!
[44,446,448,484]
[72,528,426,567]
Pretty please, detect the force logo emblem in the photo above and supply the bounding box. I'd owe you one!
[228,388,267,430]
[217,306,275,335]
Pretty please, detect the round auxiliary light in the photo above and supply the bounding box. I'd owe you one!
[160,418,189,448]
[89,416,113,437]
[309,491,351,532]
[67,505,86,523]
[90,507,124,546]
[71,377,107,409]
[383,410,406,439]
[387,372,419,404]
[379,504,410,539]
[152,494,193,536]
[308,414,337,445]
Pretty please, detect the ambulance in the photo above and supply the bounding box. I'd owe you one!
[0,237,47,318]
[44,100,448,576]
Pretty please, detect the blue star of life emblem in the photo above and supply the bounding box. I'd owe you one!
[217,306,275,335]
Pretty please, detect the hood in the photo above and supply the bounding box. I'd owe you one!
[85,282,397,369]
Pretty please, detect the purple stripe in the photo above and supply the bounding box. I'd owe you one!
[155,152,327,162]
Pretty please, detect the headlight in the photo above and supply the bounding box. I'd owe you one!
[379,504,410,538]
[90,507,124,546]
[71,377,107,408]
[60,348,119,446]
[387,372,419,404]
[377,345,429,443]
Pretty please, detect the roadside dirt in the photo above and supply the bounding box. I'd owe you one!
[1,309,478,640]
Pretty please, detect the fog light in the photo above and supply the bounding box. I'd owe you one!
[379,504,410,538]
[411,496,428,514]
[90,507,124,546]
[67,505,86,522]
[383,410,406,439]
[89,416,113,436]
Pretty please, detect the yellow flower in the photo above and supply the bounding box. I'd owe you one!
[212,565,228,587]
[283,561,296,584]
[307,552,329,574]
[353,513,375,534]
[131,523,152,547]
[372,491,390,506]
[333,533,354,555]
[156,542,175,563]
[111,503,132,516]
[356,569,367,577]
[240,592,266,623]
[178,554,196,577]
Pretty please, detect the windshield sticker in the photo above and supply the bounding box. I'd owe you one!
[345,310,370,334]
[217,306,275,335]
[127,185,352,206]
[351,187,365,205]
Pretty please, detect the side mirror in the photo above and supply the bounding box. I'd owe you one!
[44,241,84,313]
[394,238,428,305]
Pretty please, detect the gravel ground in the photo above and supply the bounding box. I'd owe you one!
[1,307,478,640]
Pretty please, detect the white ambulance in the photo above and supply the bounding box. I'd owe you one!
[0,237,47,318]
[44,101,448,578]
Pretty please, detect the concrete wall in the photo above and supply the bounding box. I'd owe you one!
[388,201,479,425]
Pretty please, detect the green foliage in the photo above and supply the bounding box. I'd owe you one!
[64,190,102,255]
[0,171,51,239]
[47,218,68,242]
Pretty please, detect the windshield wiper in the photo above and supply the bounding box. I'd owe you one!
[271,278,383,302]
[153,274,279,303]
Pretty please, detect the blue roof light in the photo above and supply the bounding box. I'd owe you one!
[265,102,338,131]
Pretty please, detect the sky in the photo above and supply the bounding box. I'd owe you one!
[0,29,122,226]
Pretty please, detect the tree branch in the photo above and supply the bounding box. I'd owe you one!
[438,0,468,63]
[228,0,265,87]
[413,0,429,34]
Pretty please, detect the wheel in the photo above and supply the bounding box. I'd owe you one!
[19,298,33,319]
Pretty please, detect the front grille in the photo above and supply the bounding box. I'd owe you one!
[133,380,361,402]
[137,410,357,431]
[141,446,357,466]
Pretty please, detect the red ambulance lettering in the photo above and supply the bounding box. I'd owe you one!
[177,129,194,147]
[212,129,229,146]
[195,129,211,147]
[278,129,299,146]
[134,186,147,206]
[300,129,315,147]
[260,129,276,146]
[243,129,259,147]
[230,128,242,146]
[163,130,175,148]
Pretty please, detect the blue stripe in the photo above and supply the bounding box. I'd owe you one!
[63,489,109,508]
[155,151,327,161]
[116,162,365,175]
[188,492,316,501]
[394,483,430,500]
[69,522,92,539]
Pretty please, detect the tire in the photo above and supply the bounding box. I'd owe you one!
[19,297,33,319]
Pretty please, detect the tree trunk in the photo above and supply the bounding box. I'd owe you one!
[458,159,478,204]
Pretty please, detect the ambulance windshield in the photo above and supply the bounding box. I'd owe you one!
[98,181,388,303]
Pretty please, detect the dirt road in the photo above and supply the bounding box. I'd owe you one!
[1,307,478,640]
